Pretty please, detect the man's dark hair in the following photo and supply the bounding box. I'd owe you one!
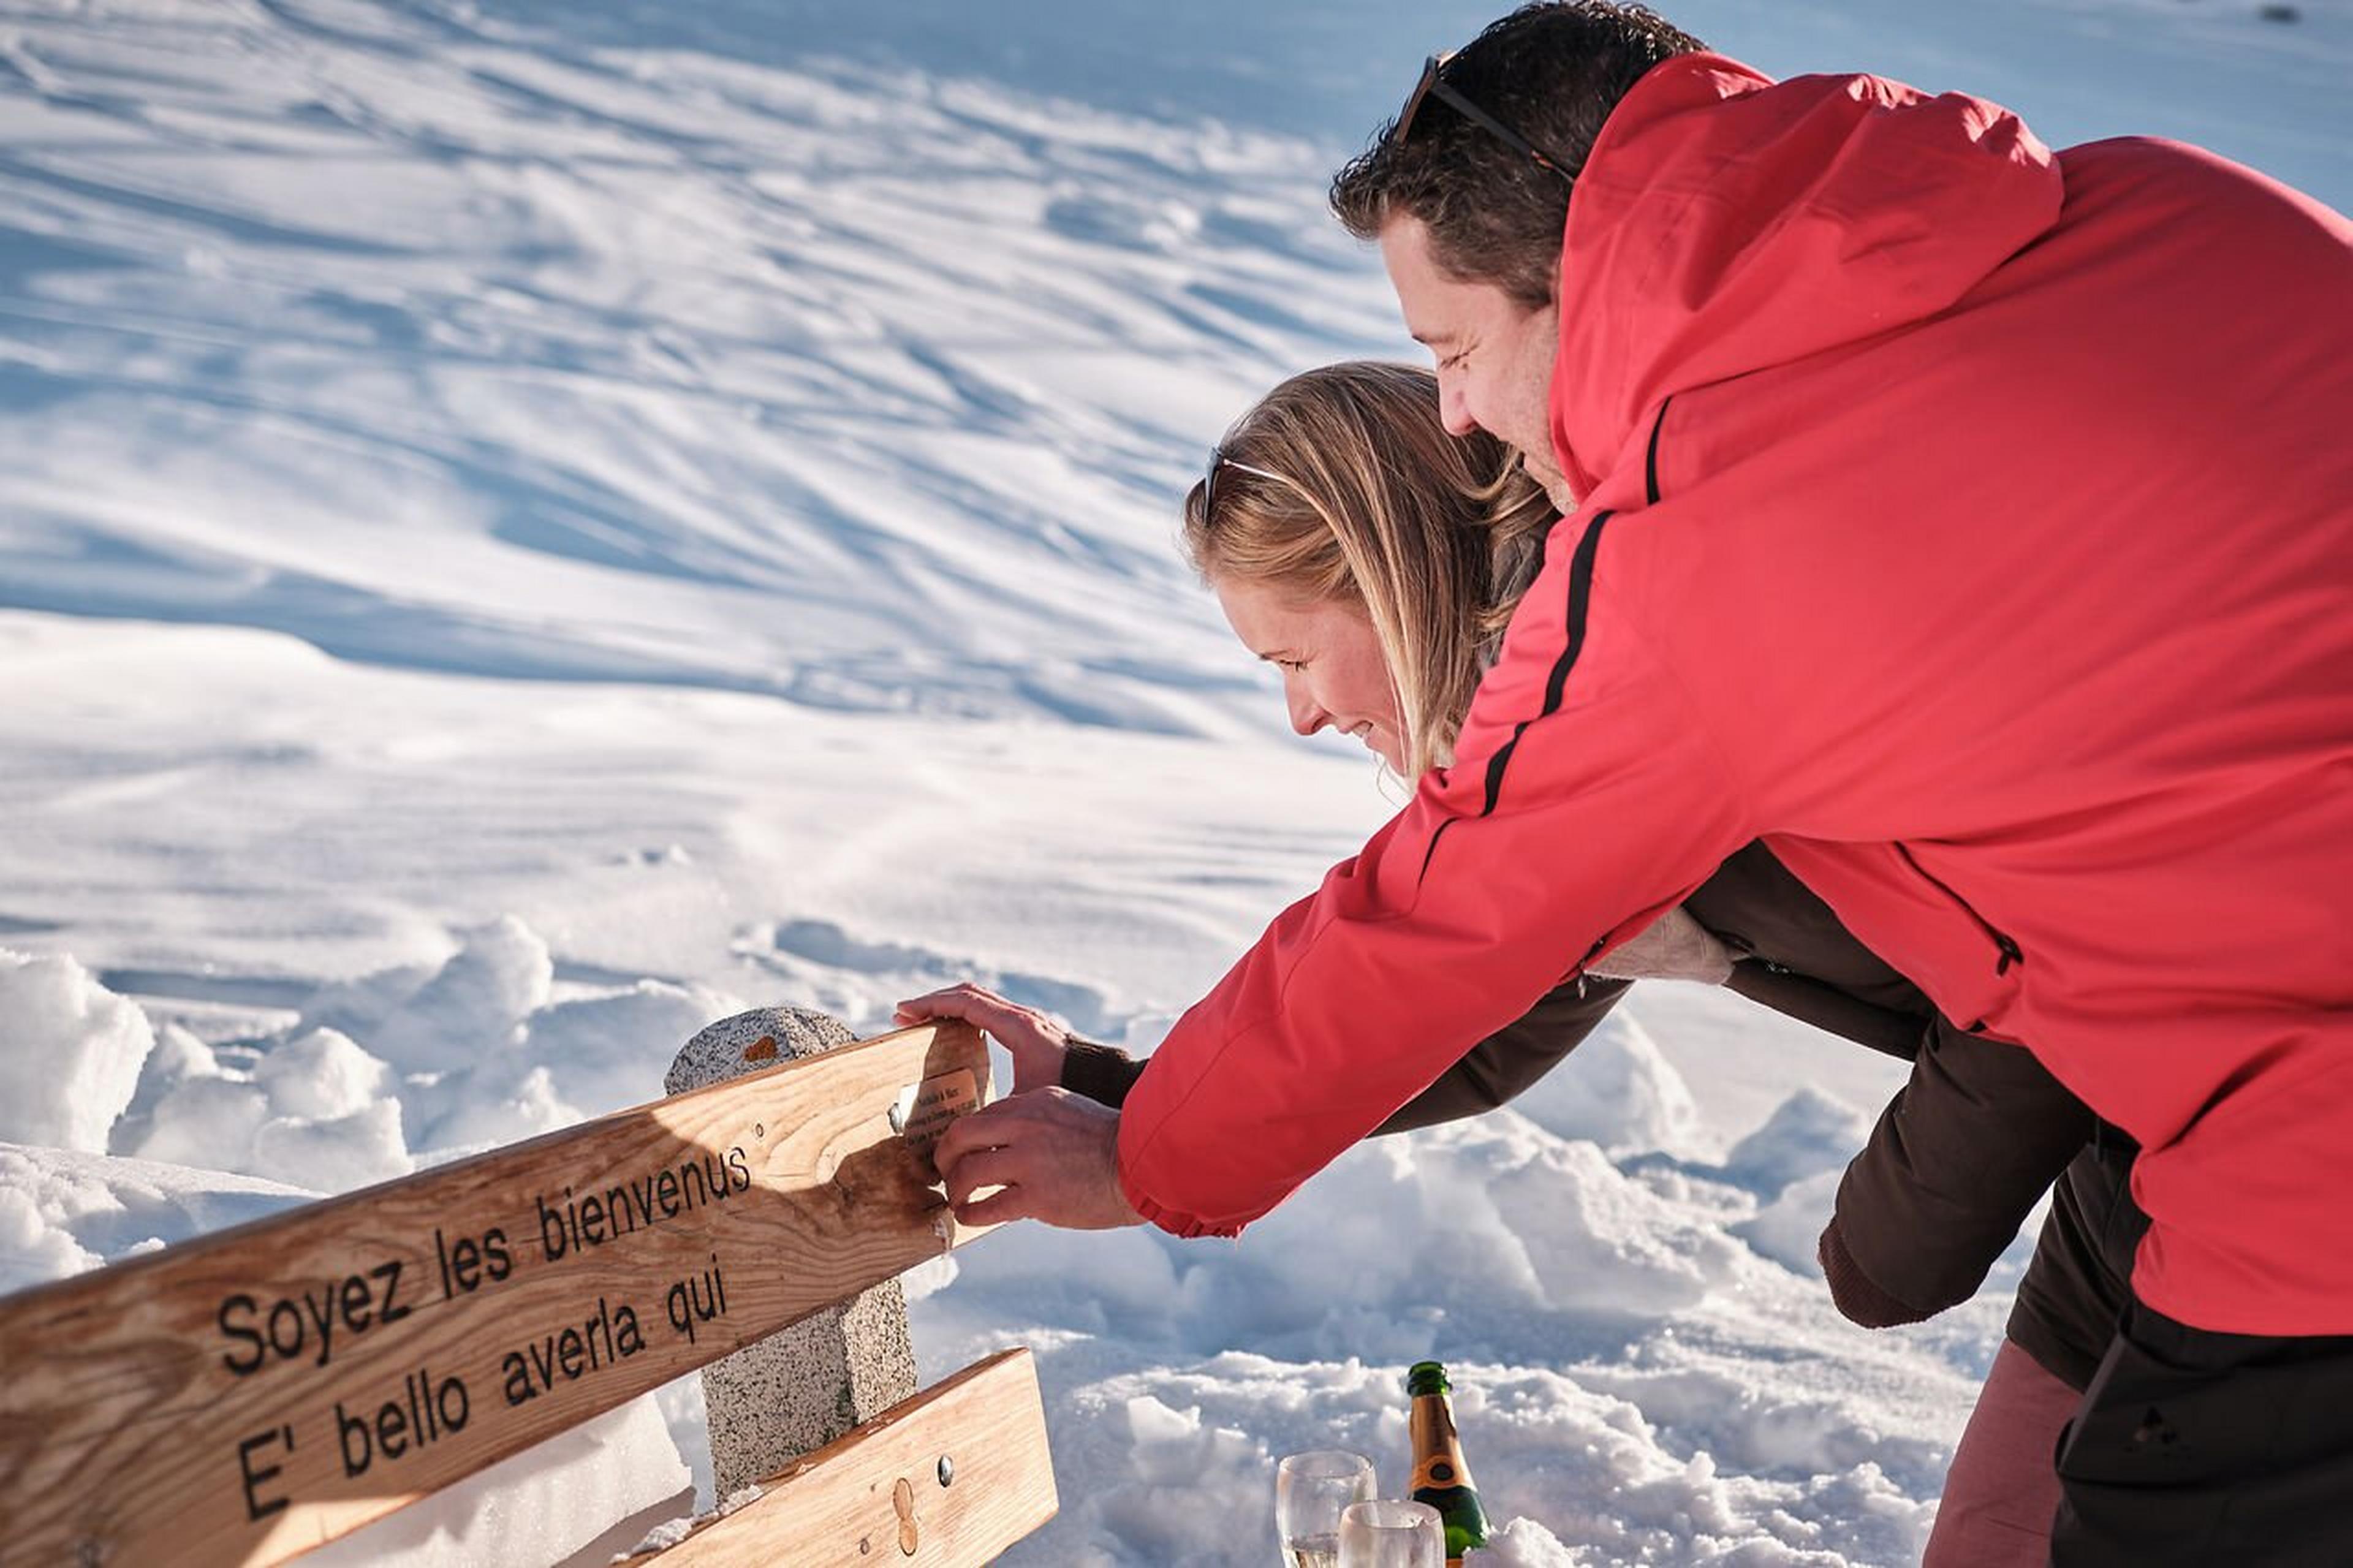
[1331,3,1704,308]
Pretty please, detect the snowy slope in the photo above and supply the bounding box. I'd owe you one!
[1,0,2343,1562]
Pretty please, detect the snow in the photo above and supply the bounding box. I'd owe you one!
[299,1397,691,1568]
[1509,1007,1718,1162]
[1723,1090,1875,1202]
[0,948,154,1152]
[0,0,2341,1562]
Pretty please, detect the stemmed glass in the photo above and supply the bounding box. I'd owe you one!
[1275,1450,1377,1567]
[1337,1499,1447,1568]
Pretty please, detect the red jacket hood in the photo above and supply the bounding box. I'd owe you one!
[1551,54,2066,502]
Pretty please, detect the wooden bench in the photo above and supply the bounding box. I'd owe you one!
[0,1021,1058,1566]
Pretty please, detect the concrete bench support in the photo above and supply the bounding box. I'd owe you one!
[667,1007,920,1498]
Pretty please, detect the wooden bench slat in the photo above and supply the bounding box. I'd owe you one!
[637,1349,1056,1567]
[0,1023,993,1567]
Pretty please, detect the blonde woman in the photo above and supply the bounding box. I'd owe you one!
[909,362,2134,1562]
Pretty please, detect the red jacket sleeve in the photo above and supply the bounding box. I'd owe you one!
[1116,517,1754,1235]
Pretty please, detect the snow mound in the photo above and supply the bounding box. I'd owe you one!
[413,973,737,1149]
[1458,1368,1933,1564]
[133,1076,270,1174]
[1466,1517,1577,1567]
[0,949,154,1153]
[0,1142,314,1295]
[1724,1087,1874,1198]
[369,917,553,1074]
[1737,1170,1845,1276]
[1477,1131,1747,1316]
[112,1023,225,1155]
[0,1178,100,1296]
[940,1111,1747,1369]
[135,1026,415,1189]
[249,1098,414,1192]
[255,1026,400,1121]
[1504,1009,1714,1161]
[506,980,735,1120]
[419,1064,579,1154]
[274,922,740,1157]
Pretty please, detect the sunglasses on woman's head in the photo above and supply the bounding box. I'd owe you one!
[1203,445,1286,515]
[1393,51,1575,185]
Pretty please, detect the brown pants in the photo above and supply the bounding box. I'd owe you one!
[1923,1338,2077,1567]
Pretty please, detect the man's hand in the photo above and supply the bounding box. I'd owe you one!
[896,983,1072,1095]
[931,1086,1143,1230]
[1586,904,1733,983]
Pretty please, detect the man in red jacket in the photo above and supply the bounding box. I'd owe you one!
[930,5,2352,1560]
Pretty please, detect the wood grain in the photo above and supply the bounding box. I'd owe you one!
[0,1023,993,1567]
[635,1349,1056,1567]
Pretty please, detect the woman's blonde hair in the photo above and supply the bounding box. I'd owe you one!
[1182,361,1556,775]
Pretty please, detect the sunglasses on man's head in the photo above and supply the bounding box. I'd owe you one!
[1393,51,1575,186]
[1202,445,1286,516]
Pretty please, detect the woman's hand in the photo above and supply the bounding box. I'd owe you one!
[898,983,1144,1229]
[895,982,1074,1094]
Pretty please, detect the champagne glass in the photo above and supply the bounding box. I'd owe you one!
[1337,1499,1446,1568]
[1276,1450,1376,1567]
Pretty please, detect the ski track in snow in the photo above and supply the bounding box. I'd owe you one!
[0,0,2342,1562]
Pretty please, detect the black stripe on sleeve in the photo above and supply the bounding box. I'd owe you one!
[1540,513,1608,718]
[1415,401,1672,886]
[1644,395,1672,507]
[1419,509,1615,880]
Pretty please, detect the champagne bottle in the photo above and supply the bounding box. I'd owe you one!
[1406,1360,1490,1566]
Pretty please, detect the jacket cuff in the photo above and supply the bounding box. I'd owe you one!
[1060,1038,1145,1109]
[1819,1217,1932,1328]
[1118,1157,1243,1240]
